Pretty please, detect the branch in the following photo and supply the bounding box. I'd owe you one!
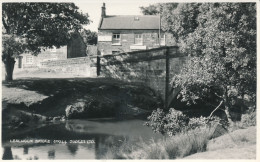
[2,17,9,33]
[209,100,223,118]
[214,92,222,99]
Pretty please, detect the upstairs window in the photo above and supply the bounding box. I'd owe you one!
[134,34,143,45]
[112,33,121,45]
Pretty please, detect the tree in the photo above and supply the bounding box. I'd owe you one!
[171,3,256,125]
[140,4,161,15]
[2,3,89,81]
[160,3,201,45]
[80,29,97,45]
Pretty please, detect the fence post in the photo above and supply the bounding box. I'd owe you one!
[165,47,170,109]
[97,56,100,76]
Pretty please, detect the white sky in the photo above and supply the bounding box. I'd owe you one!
[74,0,155,32]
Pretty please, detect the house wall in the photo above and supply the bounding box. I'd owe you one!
[97,29,175,55]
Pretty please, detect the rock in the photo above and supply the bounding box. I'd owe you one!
[60,116,66,121]
[17,122,26,128]
[65,102,86,119]
[53,116,61,121]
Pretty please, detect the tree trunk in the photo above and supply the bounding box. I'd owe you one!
[224,105,234,126]
[4,55,16,81]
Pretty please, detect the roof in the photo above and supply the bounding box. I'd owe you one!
[99,15,160,30]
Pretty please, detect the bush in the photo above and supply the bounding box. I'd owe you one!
[146,108,227,136]
[146,108,189,136]
[241,109,256,127]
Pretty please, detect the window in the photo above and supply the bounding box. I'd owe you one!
[112,33,121,45]
[134,34,143,45]
[26,56,33,64]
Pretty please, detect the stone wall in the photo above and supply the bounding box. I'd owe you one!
[97,46,187,106]
[19,46,67,69]
[40,57,97,77]
[87,45,98,56]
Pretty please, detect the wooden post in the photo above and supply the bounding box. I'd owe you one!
[165,47,170,109]
[97,56,100,76]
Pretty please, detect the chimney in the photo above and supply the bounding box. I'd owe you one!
[101,3,106,18]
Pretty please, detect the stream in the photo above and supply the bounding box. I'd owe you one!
[2,118,164,160]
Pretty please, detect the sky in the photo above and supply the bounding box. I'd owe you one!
[74,0,155,32]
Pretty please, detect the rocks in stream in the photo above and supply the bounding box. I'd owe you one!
[65,100,118,119]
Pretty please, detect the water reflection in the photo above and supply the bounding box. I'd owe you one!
[2,119,164,159]
[23,146,28,155]
[48,150,55,159]
[2,147,13,160]
[66,144,78,156]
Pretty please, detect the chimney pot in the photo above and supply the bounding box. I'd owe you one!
[101,3,106,18]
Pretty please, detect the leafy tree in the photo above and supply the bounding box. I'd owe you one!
[2,3,89,81]
[140,3,178,16]
[140,4,161,15]
[160,3,201,44]
[171,3,256,125]
[80,29,97,45]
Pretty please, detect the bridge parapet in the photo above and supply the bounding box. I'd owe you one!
[96,46,188,108]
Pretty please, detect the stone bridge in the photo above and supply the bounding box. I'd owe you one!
[94,46,187,108]
[39,46,187,108]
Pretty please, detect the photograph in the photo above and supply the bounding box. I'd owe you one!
[1,0,257,160]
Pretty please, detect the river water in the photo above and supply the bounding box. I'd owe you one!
[2,119,164,160]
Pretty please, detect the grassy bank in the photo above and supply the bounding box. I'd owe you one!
[103,125,256,159]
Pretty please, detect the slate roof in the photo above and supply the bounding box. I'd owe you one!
[99,15,160,30]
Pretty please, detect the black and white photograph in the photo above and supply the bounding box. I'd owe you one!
[1,0,258,160]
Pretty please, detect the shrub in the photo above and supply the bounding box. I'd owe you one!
[188,116,208,129]
[145,108,166,134]
[146,108,226,136]
[146,108,189,136]
[241,109,256,127]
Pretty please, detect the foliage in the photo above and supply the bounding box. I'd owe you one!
[241,109,256,127]
[145,108,166,134]
[108,126,215,159]
[80,29,97,45]
[2,35,26,62]
[163,108,189,136]
[163,3,256,124]
[2,2,89,80]
[2,3,89,53]
[140,4,161,15]
[146,108,224,136]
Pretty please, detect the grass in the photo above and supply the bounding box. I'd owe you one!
[207,126,256,151]
[104,126,216,159]
[103,121,256,159]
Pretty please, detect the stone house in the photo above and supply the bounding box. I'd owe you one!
[17,32,87,69]
[97,3,174,55]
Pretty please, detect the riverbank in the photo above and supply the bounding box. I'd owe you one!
[2,78,163,131]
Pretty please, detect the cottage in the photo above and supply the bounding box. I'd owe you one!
[97,3,174,55]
